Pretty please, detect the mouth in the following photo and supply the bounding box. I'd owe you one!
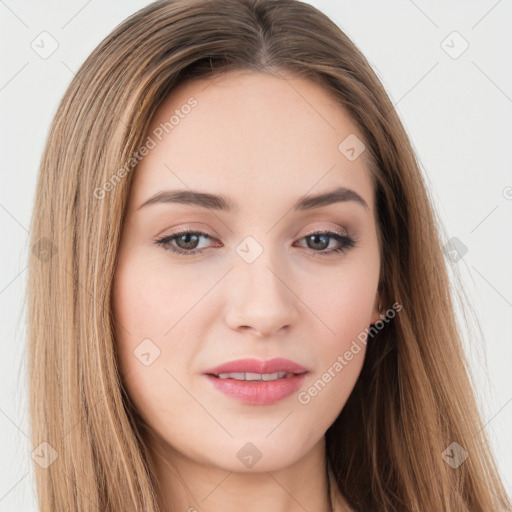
[203,358,308,405]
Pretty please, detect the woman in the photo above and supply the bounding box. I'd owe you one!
[26,0,511,510]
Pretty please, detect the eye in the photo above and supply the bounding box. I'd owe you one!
[294,230,357,256]
[154,229,357,257]
[155,229,218,255]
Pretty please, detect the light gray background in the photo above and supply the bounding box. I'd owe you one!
[1,0,511,509]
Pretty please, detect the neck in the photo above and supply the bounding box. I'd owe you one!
[144,429,343,512]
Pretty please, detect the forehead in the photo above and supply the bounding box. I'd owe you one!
[129,70,374,214]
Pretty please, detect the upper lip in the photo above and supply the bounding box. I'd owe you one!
[204,357,308,376]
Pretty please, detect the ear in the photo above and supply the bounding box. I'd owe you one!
[370,294,381,325]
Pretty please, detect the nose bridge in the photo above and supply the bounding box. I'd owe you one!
[224,234,299,335]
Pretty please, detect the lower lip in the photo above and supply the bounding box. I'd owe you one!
[204,373,307,405]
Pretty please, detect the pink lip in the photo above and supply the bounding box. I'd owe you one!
[204,357,308,376]
[203,358,308,405]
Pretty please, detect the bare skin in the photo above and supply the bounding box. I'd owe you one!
[112,69,381,512]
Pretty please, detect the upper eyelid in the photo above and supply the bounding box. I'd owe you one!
[158,226,349,240]
[160,218,351,237]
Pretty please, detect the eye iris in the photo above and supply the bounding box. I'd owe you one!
[176,233,200,250]
[308,233,329,251]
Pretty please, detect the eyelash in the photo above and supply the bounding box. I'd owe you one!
[154,228,357,257]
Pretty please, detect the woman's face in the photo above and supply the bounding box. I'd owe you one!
[112,70,381,472]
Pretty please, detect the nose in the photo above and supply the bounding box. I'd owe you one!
[224,250,300,337]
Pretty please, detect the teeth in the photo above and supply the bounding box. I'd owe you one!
[261,372,287,381]
[216,371,288,381]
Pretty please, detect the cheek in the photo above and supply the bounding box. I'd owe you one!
[112,251,207,351]
[297,260,377,409]
[111,253,203,402]
[112,256,209,443]
[307,258,379,348]
[328,281,375,345]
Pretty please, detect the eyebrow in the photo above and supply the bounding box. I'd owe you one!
[137,186,369,213]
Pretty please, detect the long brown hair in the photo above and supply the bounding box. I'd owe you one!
[26,0,511,510]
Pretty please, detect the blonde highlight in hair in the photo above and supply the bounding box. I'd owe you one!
[26,0,511,510]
